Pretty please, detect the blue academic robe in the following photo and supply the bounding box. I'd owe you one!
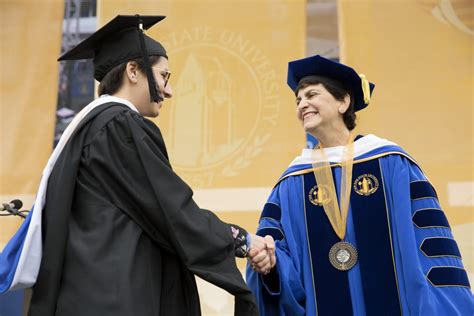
[246,135,473,316]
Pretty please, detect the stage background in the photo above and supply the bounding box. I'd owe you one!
[1,0,472,315]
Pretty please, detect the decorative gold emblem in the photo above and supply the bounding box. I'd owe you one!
[329,241,358,271]
[157,27,277,187]
[353,174,379,196]
[309,185,331,206]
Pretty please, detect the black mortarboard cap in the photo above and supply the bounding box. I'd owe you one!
[58,15,167,102]
[287,55,375,111]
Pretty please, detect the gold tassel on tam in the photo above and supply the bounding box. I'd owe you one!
[359,74,371,105]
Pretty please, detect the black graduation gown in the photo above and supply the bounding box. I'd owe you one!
[28,103,258,316]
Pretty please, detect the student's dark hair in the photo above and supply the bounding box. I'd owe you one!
[295,75,357,130]
[98,55,161,96]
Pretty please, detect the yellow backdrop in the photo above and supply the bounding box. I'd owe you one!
[339,0,473,284]
[0,0,64,247]
[0,0,472,314]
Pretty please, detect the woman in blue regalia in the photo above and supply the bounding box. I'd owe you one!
[246,55,473,315]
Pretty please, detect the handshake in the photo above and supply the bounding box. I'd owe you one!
[247,234,277,275]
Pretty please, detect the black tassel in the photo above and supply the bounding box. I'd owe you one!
[136,16,163,103]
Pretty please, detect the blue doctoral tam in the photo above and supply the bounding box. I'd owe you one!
[287,55,375,111]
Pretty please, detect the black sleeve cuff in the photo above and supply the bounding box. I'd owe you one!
[230,224,249,258]
[261,268,281,294]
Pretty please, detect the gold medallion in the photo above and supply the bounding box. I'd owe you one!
[353,174,379,196]
[329,241,358,271]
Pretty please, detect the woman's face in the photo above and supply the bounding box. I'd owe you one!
[295,83,346,135]
[135,56,173,117]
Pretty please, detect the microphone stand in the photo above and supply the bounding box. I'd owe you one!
[0,204,29,218]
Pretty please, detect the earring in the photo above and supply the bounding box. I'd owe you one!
[339,108,344,113]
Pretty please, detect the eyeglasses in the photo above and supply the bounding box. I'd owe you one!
[152,67,171,87]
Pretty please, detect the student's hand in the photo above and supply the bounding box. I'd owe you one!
[248,234,267,256]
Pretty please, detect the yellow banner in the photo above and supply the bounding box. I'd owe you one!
[99,0,306,189]
[0,0,64,244]
[339,0,473,225]
[339,0,473,283]
[0,1,64,195]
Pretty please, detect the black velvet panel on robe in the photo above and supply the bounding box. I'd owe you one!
[28,103,258,316]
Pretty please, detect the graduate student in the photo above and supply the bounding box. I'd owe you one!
[246,55,474,315]
[1,15,274,316]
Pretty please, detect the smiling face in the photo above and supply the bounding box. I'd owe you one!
[296,83,349,135]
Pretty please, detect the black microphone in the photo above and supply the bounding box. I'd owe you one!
[0,199,28,218]
[0,199,23,212]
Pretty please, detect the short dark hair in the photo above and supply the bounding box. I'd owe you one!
[97,55,161,96]
[295,75,357,130]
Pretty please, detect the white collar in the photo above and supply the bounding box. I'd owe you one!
[289,134,397,167]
